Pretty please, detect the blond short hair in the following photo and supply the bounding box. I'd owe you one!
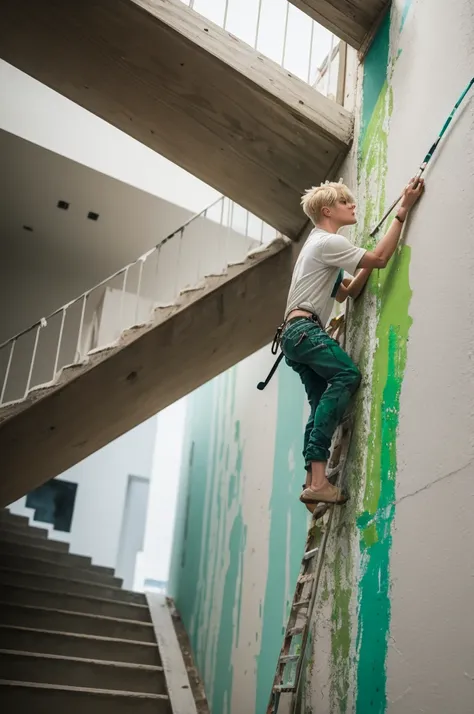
[301,181,355,224]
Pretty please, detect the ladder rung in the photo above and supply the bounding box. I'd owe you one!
[279,654,299,663]
[303,547,319,561]
[297,573,314,584]
[273,684,296,693]
[287,626,304,637]
[293,598,311,610]
[326,464,341,478]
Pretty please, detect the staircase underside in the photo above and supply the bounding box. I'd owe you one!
[0,239,297,507]
[0,0,353,240]
[289,0,390,51]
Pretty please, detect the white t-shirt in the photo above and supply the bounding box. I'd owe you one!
[284,228,366,326]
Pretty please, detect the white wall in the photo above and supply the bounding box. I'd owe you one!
[133,398,188,591]
[9,416,157,569]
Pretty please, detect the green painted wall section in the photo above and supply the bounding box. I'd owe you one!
[400,0,413,31]
[353,10,413,714]
[356,255,412,714]
[173,367,246,714]
[172,358,309,714]
[255,362,308,713]
[314,7,415,713]
[360,12,391,149]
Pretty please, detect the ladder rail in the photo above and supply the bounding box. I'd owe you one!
[291,506,335,709]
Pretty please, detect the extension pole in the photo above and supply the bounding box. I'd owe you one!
[370,77,474,237]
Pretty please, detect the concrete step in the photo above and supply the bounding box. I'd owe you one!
[0,552,122,587]
[0,521,49,538]
[0,566,144,604]
[0,582,151,622]
[0,511,29,526]
[0,529,69,551]
[0,602,156,642]
[0,681,172,714]
[0,540,106,571]
[0,625,160,666]
[0,649,166,695]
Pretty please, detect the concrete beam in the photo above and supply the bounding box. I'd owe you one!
[288,0,390,51]
[0,240,298,507]
[0,0,353,240]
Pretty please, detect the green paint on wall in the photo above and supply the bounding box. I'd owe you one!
[360,12,391,149]
[213,513,245,714]
[353,7,414,707]
[400,0,412,31]
[255,362,309,714]
[175,380,215,637]
[330,545,352,713]
[327,16,394,708]
[356,252,412,713]
[173,366,247,714]
[361,522,378,548]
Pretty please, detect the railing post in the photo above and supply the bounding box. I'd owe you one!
[336,42,348,106]
[119,267,129,337]
[53,308,67,379]
[326,33,336,97]
[135,259,145,324]
[281,2,290,67]
[24,322,43,397]
[307,20,315,84]
[0,339,16,405]
[254,0,263,49]
[223,0,230,30]
[75,293,88,363]
[174,229,184,300]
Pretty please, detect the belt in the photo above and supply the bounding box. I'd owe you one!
[257,311,323,391]
[282,312,324,333]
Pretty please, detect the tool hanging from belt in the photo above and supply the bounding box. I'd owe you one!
[256,323,285,391]
[256,312,342,391]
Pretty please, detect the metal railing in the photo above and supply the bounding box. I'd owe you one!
[0,196,279,407]
[182,0,345,99]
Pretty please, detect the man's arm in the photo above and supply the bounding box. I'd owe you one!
[335,178,425,302]
[358,178,425,270]
[335,269,372,302]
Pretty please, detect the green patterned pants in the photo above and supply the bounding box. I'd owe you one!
[281,317,361,464]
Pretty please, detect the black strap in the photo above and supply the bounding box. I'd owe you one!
[257,311,322,391]
[257,352,284,391]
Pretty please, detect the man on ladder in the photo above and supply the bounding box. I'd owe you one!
[280,177,424,508]
[264,178,425,714]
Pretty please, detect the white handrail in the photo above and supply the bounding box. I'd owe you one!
[0,194,278,406]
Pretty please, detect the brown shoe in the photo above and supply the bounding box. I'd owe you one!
[300,484,348,505]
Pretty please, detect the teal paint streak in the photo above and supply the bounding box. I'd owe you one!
[193,376,223,669]
[176,366,247,713]
[212,381,246,714]
[212,513,245,714]
[255,364,308,713]
[356,328,406,714]
[360,12,391,148]
[400,0,412,31]
[174,380,215,638]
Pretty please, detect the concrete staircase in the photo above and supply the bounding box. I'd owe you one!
[0,509,188,713]
[0,235,297,507]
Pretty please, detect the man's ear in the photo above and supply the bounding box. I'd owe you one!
[322,206,331,218]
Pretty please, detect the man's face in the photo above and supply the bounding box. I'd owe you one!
[331,197,357,226]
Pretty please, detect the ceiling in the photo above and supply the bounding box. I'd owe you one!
[0,129,196,340]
